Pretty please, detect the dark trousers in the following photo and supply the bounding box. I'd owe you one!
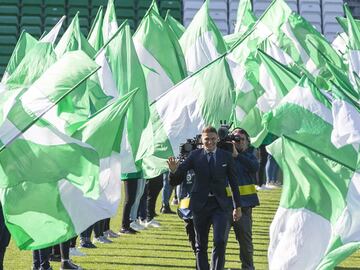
[103,218,110,231]
[258,145,268,186]
[232,207,254,270]
[0,204,10,270]
[122,179,139,229]
[185,219,196,255]
[94,219,105,238]
[70,237,77,248]
[193,197,232,270]
[146,174,163,221]
[33,247,51,269]
[80,224,94,239]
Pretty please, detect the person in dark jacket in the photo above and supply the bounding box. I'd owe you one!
[230,128,260,270]
[0,203,10,270]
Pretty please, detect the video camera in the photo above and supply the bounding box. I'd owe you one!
[178,134,202,161]
[217,120,241,152]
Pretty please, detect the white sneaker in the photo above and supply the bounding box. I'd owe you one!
[138,219,147,226]
[100,236,112,243]
[104,229,119,238]
[93,236,109,244]
[130,220,145,231]
[145,219,161,228]
[256,185,270,191]
[69,247,86,257]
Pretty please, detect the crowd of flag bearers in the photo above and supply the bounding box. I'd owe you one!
[1,0,360,269]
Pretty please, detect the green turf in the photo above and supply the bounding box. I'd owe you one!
[4,188,360,269]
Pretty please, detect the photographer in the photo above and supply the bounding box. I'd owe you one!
[230,128,259,270]
[168,126,242,270]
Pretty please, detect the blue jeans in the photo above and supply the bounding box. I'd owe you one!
[266,154,279,183]
[130,179,146,221]
[162,172,173,207]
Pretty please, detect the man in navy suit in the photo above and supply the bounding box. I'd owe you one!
[168,126,242,270]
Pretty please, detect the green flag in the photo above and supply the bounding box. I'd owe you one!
[179,0,226,74]
[55,13,96,58]
[268,137,360,270]
[1,31,37,83]
[165,10,185,40]
[137,56,235,178]
[88,6,104,52]
[234,0,256,35]
[102,0,118,43]
[105,22,150,178]
[0,51,101,250]
[133,0,187,103]
[5,42,57,90]
[264,76,358,171]
[40,15,66,44]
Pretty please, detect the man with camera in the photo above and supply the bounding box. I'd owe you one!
[230,128,259,270]
[167,126,242,270]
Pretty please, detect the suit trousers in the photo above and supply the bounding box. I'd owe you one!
[193,197,232,270]
[232,207,254,270]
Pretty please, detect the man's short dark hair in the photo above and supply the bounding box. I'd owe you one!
[232,127,250,143]
[202,126,217,134]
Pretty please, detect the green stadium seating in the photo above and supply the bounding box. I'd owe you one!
[0,0,19,4]
[116,8,135,19]
[21,16,42,26]
[137,0,153,9]
[160,0,181,10]
[20,26,42,37]
[0,5,19,16]
[0,16,18,25]
[44,0,65,6]
[118,0,135,9]
[22,6,42,16]
[24,0,42,5]
[68,7,89,18]
[0,45,14,56]
[0,56,9,66]
[0,35,17,46]
[44,17,62,27]
[91,0,107,7]
[68,0,90,7]
[0,25,17,35]
[45,6,65,16]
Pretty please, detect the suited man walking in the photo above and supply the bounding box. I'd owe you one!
[168,126,242,270]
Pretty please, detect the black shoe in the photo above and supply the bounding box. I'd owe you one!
[60,260,83,270]
[160,204,176,214]
[79,241,97,248]
[119,227,138,234]
[39,267,53,270]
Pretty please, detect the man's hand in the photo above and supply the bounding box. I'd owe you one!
[233,207,242,221]
[167,156,179,173]
[231,143,239,158]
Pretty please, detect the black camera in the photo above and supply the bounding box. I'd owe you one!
[179,135,202,160]
[217,120,240,152]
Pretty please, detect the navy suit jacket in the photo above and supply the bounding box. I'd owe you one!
[169,148,242,212]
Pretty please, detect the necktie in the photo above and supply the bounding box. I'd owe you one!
[208,152,215,176]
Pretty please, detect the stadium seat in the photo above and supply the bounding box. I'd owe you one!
[118,0,135,9]
[116,8,136,20]
[45,6,66,17]
[68,0,90,7]
[22,6,42,16]
[0,25,17,35]
[0,45,14,56]
[0,5,19,16]
[253,0,271,17]
[0,35,17,46]
[21,16,42,26]
[20,26,42,38]
[68,7,90,18]
[0,16,18,26]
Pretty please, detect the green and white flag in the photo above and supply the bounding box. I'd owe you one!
[105,23,150,178]
[72,88,140,222]
[332,32,348,57]
[4,42,57,90]
[234,0,256,35]
[179,0,226,74]
[165,10,185,40]
[345,4,360,88]
[55,13,96,58]
[237,47,300,146]
[0,51,101,250]
[133,0,187,103]
[102,0,118,43]
[88,6,104,52]
[268,137,360,270]
[137,56,235,178]
[40,15,66,44]
[264,76,358,171]
[1,31,37,83]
